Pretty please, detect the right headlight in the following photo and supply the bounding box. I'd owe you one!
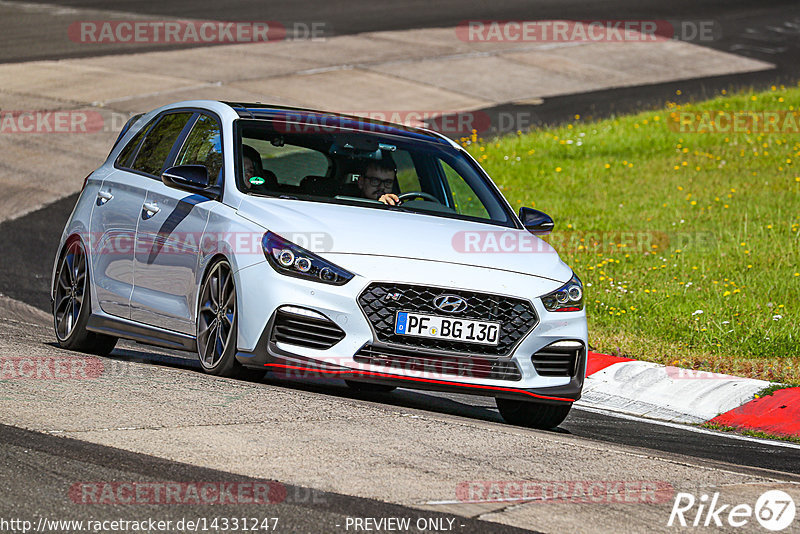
[541,273,583,312]
[262,231,353,285]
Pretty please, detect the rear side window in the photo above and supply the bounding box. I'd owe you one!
[129,112,192,176]
[176,114,223,185]
[116,118,153,168]
[110,113,144,153]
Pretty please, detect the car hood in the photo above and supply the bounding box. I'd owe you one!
[236,196,572,283]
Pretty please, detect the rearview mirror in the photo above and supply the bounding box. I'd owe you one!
[162,165,219,200]
[519,207,554,235]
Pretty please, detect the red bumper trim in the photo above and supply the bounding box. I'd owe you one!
[263,363,576,402]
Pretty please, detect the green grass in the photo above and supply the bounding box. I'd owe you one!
[464,85,800,383]
[701,422,800,443]
[754,383,799,397]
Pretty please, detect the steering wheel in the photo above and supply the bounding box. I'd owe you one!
[398,191,441,203]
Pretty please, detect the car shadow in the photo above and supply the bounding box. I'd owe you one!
[47,341,571,434]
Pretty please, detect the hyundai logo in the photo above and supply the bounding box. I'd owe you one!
[433,295,468,313]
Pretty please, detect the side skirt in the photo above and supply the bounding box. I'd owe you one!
[86,313,197,352]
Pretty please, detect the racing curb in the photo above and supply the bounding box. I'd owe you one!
[581,352,800,438]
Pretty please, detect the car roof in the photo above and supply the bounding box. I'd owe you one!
[220,101,456,147]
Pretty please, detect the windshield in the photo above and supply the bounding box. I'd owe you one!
[235,119,515,227]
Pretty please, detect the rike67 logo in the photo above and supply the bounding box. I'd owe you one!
[668,490,796,531]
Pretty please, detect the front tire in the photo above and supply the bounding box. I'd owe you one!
[495,398,572,429]
[197,259,256,379]
[53,238,117,356]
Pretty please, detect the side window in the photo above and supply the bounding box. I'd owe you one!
[442,161,490,219]
[394,150,421,192]
[176,115,223,185]
[115,118,153,168]
[129,112,192,176]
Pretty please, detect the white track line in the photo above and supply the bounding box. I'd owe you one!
[574,404,800,451]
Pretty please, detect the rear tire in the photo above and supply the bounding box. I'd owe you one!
[345,380,397,393]
[495,398,572,429]
[53,238,117,356]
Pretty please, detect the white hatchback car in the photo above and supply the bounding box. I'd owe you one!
[52,100,587,429]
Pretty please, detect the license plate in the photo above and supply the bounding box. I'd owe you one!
[394,311,500,346]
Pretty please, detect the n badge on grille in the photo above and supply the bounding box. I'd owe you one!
[384,292,402,301]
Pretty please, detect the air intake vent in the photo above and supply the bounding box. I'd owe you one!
[271,309,345,349]
[531,341,584,377]
[354,344,522,381]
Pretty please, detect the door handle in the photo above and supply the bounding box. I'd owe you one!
[142,202,160,219]
[96,190,113,205]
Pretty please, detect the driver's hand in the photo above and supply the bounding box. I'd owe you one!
[378,193,401,206]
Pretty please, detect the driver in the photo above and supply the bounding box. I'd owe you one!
[357,158,401,206]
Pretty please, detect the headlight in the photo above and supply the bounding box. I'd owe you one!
[262,232,354,285]
[541,273,583,312]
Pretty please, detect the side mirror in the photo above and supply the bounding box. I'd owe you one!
[519,207,554,235]
[162,165,219,200]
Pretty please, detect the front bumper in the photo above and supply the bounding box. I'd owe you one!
[234,260,588,404]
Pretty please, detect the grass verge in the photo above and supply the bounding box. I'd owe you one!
[701,422,800,444]
[465,84,800,383]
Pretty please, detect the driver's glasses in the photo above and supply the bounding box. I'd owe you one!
[365,176,394,189]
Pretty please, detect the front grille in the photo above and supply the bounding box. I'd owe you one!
[271,309,345,349]
[532,342,584,377]
[354,344,522,381]
[358,283,538,356]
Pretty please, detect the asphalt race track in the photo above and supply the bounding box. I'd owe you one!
[2,1,800,533]
[0,424,535,534]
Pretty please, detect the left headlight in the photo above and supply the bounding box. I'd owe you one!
[541,273,584,312]
[262,231,354,285]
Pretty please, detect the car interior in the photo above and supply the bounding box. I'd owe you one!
[237,124,499,222]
